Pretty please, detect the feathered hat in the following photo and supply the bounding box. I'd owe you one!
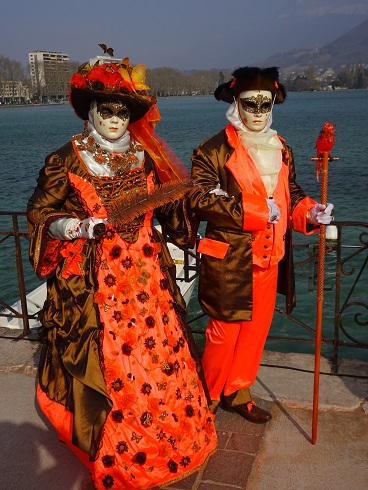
[69,57,152,122]
[214,66,286,104]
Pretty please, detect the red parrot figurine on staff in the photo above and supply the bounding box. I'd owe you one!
[315,122,335,181]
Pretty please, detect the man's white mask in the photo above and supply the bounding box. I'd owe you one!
[92,101,130,140]
[238,90,273,132]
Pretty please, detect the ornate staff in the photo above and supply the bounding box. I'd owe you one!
[310,122,339,444]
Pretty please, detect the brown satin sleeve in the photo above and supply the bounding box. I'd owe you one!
[27,147,87,277]
[189,141,244,232]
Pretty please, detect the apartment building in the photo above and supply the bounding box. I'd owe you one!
[28,51,70,101]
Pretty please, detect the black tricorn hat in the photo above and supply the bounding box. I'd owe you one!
[69,62,152,122]
[215,66,286,104]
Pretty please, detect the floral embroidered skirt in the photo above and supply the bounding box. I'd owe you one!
[38,221,217,489]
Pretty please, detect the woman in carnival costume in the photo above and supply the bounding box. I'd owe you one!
[27,56,217,489]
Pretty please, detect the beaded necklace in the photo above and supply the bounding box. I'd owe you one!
[73,127,144,177]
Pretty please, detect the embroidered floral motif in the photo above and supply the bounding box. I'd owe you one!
[140,411,153,427]
[110,245,122,259]
[104,274,117,287]
[102,455,115,468]
[162,313,170,325]
[112,310,122,322]
[160,278,170,290]
[111,378,124,392]
[161,361,174,376]
[111,410,124,423]
[102,474,114,489]
[121,256,133,269]
[185,405,195,417]
[156,429,167,441]
[144,336,156,350]
[180,456,191,467]
[105,229,116,240]
[116,441,128,454]
[136,291,149,303]
[168,459,178,473]
[145,316,155,328]
[142,244,154,257]
[141,383,152,395]
[122,343,133,355]
[132,452,146,465]
[60,241,84,279]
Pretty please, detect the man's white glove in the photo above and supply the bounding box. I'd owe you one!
[209,183,229,197]
[309,203,334,225]
[75,217,108,239]
[266,198,281,223]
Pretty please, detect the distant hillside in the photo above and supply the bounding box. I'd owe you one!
[262,19,368,72]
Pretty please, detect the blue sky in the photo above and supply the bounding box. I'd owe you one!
[1,0,368,70]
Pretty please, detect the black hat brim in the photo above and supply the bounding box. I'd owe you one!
[69,88,152,122]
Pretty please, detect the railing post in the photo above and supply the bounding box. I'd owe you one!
[12,213,30,335]
[332,224,342,373]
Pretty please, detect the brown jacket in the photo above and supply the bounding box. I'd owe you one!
[189,124,318,322]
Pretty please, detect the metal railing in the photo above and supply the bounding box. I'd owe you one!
[1,211,367,372]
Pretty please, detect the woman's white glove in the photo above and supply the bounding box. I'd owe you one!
[266,198,281,223]
[75,217,108,239]
[48,217,107,240]
[309,203,334,225]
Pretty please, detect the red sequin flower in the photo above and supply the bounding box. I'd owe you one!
[104,274,116,287]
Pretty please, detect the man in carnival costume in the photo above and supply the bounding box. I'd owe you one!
[189,66,334,423]
[27,56,216,490]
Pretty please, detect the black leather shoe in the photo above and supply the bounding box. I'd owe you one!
[228,401,272,424]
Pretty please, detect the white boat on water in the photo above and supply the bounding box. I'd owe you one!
[0,229,199,330]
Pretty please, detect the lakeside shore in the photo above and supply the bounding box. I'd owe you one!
[1,332,367,489]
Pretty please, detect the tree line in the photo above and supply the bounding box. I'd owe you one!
[0,54,367,103]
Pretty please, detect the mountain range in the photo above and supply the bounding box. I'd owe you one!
[261,18,368,73]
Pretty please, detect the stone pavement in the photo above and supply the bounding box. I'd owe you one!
[1,331,367,490]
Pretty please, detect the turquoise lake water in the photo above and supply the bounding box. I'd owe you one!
[0,91,367,359]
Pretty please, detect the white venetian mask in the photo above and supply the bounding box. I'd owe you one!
[92,100,130,140]
[238,90,273,132]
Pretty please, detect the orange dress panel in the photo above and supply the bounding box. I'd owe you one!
[37,166,217,489]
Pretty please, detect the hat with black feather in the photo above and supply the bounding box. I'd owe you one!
[69,59,152,122]
[215,66,286,104]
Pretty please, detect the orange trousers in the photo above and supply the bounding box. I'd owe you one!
[201,264,278,402]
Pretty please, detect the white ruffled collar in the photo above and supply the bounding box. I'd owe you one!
[226,100,283,196]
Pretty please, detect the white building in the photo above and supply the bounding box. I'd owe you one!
[0,80,30,104]
[28,51,70,101]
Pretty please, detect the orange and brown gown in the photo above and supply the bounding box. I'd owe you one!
[27,140,216,489]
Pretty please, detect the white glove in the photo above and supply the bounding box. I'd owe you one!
[309,203,334,225]
[209,183,229,197]
[75,217,108,239]
[266,198,281,223]
[49,217,107,240]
